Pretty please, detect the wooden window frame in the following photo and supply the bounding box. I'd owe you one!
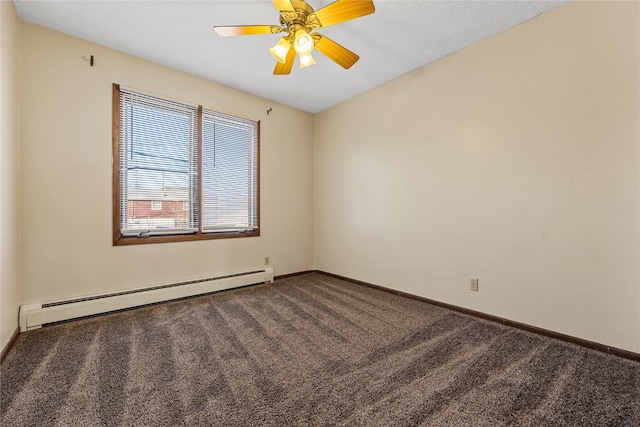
[112,84,260,246]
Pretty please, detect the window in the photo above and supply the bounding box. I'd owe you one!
[113,84,259,245]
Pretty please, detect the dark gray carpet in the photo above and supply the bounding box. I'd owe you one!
[2,272,639,426]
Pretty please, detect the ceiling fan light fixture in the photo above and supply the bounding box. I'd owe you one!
[214,0,376,75]
[269,37,291,63]
[293,29,314,55]
[299,52,316,69]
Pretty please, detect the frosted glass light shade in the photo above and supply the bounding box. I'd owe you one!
[299,52,316,69]
[269,37,291,64]
[293,30,314,55]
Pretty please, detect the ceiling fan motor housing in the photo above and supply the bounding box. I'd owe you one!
[280,0,320,36]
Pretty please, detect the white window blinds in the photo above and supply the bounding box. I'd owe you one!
[118,88,198,236]
[115,85,259,242]
[202,110,259,232]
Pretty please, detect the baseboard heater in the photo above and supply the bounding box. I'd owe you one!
[19,267,274,332]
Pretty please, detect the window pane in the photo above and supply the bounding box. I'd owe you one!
[202,111,258,232]
[119,91,198,235]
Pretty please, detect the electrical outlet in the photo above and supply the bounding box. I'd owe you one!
[265,256,270,266]
[470,278,479,292]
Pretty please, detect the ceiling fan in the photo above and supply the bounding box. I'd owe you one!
[214,0,375,75]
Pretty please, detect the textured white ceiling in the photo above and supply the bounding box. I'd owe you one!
[14,0,567,113]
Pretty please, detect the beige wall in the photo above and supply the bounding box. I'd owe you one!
[314,1,640,352]
[0,1,20,349]
[19,23,314,304]
[1,0,21,351]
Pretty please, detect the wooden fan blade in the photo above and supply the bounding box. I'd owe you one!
[272,0,295,12]
[311,0,375,28]
[214,25,283,37]
[274,48,296,75]
[314,34,359,69]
